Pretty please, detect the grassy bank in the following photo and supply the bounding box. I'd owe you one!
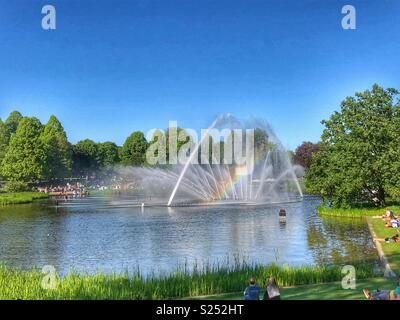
[317,205,400,218]
[0,261,377,300]
[189,277,396,300]
[0,192,48,206]
[369,218,400,275]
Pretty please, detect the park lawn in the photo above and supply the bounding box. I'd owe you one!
[370,218,400,274]
[370,217,397,239]
[0,192,48,205]
[189,277,396,300]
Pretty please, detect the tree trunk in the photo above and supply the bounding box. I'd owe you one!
[377,187,386,207]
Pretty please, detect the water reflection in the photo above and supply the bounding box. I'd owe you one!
[0,196,377,275]
[307,216,377,265]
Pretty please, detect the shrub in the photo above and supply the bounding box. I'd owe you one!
[3,181,29,193]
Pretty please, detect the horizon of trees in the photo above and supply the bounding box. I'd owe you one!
[0,111,151,190]
[0,110,311,191]
[2,84,398,207]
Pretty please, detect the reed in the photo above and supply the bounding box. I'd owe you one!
[0,259,377,300]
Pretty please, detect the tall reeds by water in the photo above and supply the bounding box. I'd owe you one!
[0,258,377,299]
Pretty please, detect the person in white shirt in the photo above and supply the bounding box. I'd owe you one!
[263,276,281,300]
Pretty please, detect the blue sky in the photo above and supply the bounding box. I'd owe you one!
[0,0,399,150]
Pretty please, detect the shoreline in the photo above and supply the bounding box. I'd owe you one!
[0,261,376,300]
[0,192,49,206]
[366,217,397,278]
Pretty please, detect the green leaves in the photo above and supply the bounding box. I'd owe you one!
[306,84,400,207]
[40,115,72,179]
[72,139,99,177]
[4,111,22,136]
[0,119,9,165]
[1,117,47,182]
[96,142,120,167]
[120,131,148,166]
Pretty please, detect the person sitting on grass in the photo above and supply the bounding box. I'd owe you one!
[263,276,281,300]
[383,210,396,222]
[385,234,400,243]
[391,218,400,229]
[244,278,261,300]
[363,277,400,300]
[385,217,400,229]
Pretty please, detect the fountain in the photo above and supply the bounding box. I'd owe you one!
[119,114,303,206]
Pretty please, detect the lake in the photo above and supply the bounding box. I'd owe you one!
[0,195,377,276]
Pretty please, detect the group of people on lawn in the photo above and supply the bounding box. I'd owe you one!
[384,210,400,230]
[363,209,400,300]
[364,277,400,300]
[245,276,400,301]
[243,277,280,300]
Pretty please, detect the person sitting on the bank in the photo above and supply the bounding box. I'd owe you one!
[244,278,261,300]
[385,218,400,228]
[383,210,396,223]
[391,219,400,229]
[263,276,281,300]
[363,277,400,300]
[385,234,400,243]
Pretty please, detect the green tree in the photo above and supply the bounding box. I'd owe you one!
[0,118,9,164]
[97,141,120,167]
[40,115,72,179]
[305,84,400,207]
[5,111,23,136]
[1,117,47,182]
[121,131,148,166]
[72,139,99,177]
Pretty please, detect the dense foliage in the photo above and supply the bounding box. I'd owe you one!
[306,84,400,207]
[0,112,125,185]
[294,141,320,170]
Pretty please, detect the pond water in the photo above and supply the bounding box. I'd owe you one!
[0,195,377,275]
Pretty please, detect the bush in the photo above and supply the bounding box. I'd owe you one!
[3,181,29,193]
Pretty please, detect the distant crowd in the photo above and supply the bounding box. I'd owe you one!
[37,182,87,197]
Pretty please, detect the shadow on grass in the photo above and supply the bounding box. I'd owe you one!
[189,278,396,300]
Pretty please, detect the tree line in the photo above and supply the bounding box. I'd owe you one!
[0,111,303,192]
[0,111,149,190]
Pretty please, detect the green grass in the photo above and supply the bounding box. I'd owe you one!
[0,192,48,206]
[369,218,400,274]
[317,205,400,218]
[189,277,396,300]
[0,260,378,300]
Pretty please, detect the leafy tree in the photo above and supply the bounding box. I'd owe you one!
[1,117,47,182]
[40,115,72,179]
[72,139,99,177]
[0,118,9,164]
[294,141,321,170]
[121,131,148,166]
[97,141,120,167]
[306,84,400,207]
[5,111,23,136]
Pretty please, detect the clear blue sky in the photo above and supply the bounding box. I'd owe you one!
[0,0,399,150]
